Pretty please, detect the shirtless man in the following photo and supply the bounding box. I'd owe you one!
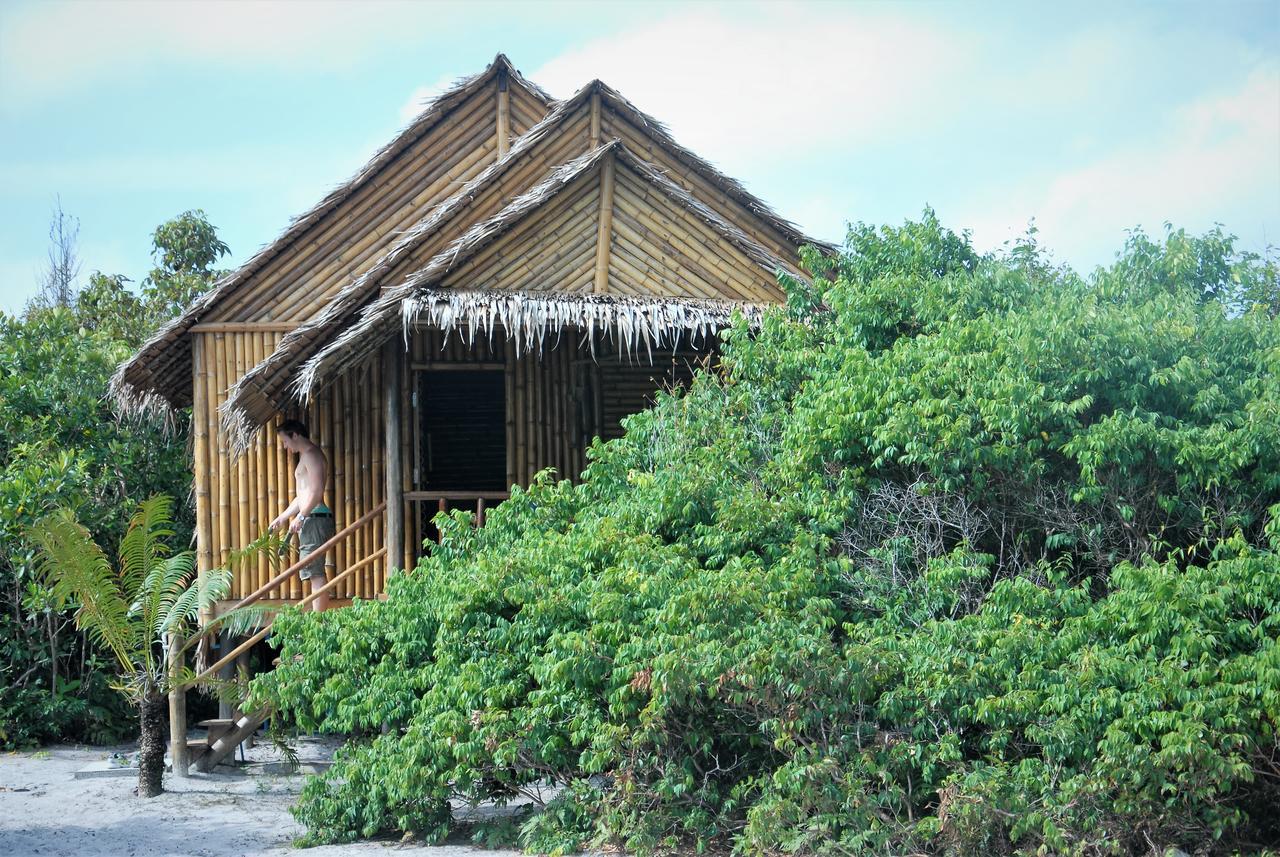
[269,419,333,612]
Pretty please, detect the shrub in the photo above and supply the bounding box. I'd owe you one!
[254,215,1280,854]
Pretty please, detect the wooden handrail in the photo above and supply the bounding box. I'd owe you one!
[192,546,388,685]
[404,491,510,501]
[183,501,387,671]
[224,501,386,615]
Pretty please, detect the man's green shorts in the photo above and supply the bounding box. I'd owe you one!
[297,514,335,581]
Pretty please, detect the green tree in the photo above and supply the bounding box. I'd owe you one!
[141,209,229,322]
[253,215,1279,855]
[28,495,230,797]
[0,210,230,748]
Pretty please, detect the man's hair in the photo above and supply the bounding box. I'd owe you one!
[278,418,309,439]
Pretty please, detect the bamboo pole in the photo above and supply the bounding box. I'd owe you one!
[214,334,233,592]
[384,342,404,576]
[496,70,510,160]
[505,339,516,488]
[192,336,213,627]
[245,334,262,594]
[168,632,188,777]
[593,157,616,294]
[589,90,601,148]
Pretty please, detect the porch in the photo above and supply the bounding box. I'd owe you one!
[200,322,711,618]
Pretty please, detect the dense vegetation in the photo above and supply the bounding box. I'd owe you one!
[0,211,226,748]
[254,214,1280,855]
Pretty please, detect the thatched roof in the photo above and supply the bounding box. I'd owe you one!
[216,77,831,447]
[109,53,552,419]
[219,140,795,450]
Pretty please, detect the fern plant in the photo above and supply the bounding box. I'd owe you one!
[29,494,257,796]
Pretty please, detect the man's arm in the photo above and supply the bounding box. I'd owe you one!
[269,497,301,532]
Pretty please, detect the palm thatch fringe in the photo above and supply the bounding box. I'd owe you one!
[109,53,550,419]
[406,289,761,359]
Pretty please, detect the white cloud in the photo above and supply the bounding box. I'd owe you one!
[398,72,462,124]
[0,0,448,105]
[962,64,1280,267]
[529,4,972,172]
[0,143,310,194]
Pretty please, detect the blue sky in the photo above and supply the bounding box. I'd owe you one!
[1,0,1277,315]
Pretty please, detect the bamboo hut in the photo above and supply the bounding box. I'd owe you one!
[111,54,832,622]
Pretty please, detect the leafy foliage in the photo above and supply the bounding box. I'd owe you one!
[255,214,1276,854]
[0,210,226,748]
[30,494,237,796]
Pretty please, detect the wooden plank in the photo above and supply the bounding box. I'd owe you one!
[190,322,295,333]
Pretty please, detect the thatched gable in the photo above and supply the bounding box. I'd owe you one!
[218,140,800,450]
[215,78,830,449]
[110,54,552,417]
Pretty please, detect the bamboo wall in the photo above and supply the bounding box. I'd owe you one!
[198,324,712,612]
[195,327,388,605]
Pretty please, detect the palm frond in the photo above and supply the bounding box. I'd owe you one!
[119,494,175,599]
[195,603,274,640]
[30,510,138,680]
[153,552,202,637]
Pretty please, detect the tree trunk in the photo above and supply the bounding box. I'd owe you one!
[137,693,166,797]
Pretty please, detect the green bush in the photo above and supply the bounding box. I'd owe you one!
[0,210,227,748]
[254,214,1279,854]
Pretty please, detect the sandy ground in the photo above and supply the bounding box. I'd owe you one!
[0,738,525,857]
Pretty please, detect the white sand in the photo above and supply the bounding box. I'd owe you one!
[0,740,524,857]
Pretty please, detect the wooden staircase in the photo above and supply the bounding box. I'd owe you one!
[185,713,271,772]
[169,503,386,776]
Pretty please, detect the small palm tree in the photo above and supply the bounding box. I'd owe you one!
[30,494,241,797]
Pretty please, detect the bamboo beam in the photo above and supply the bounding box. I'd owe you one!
[496,70,510,160]
[593,157,616,294]
[404,491,511,502]
[409,361,506,372]
[191,322,295,333]
[383,341,404,574]
[589,90,601,148]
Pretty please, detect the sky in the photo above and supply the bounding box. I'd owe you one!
[1,0,1277,315]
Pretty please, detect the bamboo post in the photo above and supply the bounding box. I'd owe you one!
[496,69,510,160]
[167,632,188,777]
[236,648,254,749]
[383,341,404,574]
[589,89,601,148]
[191,336,213,629]
[593,156,616,294]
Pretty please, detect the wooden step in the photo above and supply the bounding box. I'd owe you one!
[197,718,236,743]
[185,738,209,753]
[194,707,271,773]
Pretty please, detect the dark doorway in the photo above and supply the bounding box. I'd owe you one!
[418,370,507,491]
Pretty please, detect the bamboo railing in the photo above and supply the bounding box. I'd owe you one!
[191,501,386,684]
[406,490,509,541]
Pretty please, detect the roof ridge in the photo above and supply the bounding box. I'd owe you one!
[280,140,793,413]
[111,54,552,415]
